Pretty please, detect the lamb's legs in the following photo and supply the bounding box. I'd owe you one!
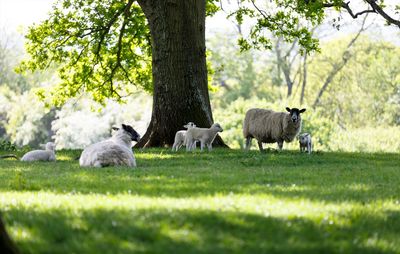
[200,142,204,152]
[257,141,264,153]
[308,143,312,154]
[245,137,252,150]
[277,141,283,150]
[186,140,192,151]
[207,144,212,151]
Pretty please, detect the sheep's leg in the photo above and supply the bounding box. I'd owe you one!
[308,142,312,154]
[200,142,205,152]
[186,140,192,151]
[277,141,283,151]
[192,141,197,150]
[172,142,178,151]
[257,141,264,153]
[245,137,252,150]
[93,161,103,168]
[300,146,303,152]
[207,144,212,151]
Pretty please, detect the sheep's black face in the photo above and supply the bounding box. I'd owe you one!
[122,124,141,142]
[286,107,306,123]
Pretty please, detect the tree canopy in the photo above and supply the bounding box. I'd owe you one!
[19,0,400,107]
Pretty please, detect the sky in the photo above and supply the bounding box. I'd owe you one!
[0,0,399,45]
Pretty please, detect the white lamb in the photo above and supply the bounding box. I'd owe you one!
[172,122,196,151]
[185,123,223,152]
[79,124,140,168]
[243,107,306,152]
[0,142,56,162]
[299,133,312,154]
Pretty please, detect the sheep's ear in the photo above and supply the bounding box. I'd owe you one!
[286,107,291,112]
[122,124,128,130]
[112,127,119,131]
[299,108,306,113]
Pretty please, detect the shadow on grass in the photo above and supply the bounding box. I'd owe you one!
[1,149,399,204]
[3,205,399,254]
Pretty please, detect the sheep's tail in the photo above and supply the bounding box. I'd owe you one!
[0,154,19,160]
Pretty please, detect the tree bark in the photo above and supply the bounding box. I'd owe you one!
[136,0,226,147]
[0,217,19,254]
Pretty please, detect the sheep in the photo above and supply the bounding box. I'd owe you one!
[185,123,223,152]
[79,124,140,168]
[243,107,306,152]
[299,133,312,154]
[172,122,196,151]
[0,142,56,162]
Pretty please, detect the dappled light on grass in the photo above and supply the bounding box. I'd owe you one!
[0,149,400,253]
[1,192,400,253]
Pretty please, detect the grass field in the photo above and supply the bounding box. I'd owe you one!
[0,148,399,254]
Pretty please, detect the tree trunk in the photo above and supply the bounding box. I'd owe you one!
[136,0,226,147]
[0,217,19,254]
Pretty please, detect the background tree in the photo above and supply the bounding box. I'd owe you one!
[19,0,400,147]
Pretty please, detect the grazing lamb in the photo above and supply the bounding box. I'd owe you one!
[172,122,196,151]
[79,124,140,168]
[0,142,56,162]
[185,123,223,152]
[299,133,312,154]
[243,107,306,152]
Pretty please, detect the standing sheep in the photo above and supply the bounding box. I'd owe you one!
[299,133,312,154]
[79,124,140,168]
[243,107,306,152]
[172,122,196,151]
[185,123,223,152]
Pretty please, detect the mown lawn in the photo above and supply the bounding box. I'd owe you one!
[0,148,399,254]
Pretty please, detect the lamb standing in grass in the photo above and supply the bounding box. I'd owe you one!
[299,133,312,154]
[172,122,196,151]
[0,142,56,161]
[185,123,223,152]
[243,107,306,152]
[79,124,140,168]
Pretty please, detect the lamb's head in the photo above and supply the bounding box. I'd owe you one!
[286,107,306,123]
[183,122,196,129]
[299,133,310,144]
[112,124,141,142]
[211,123,223,132]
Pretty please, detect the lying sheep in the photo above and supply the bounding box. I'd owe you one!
[172,122,196,151]
[299,133,312,154]
[0,142,56,162]
[79,124,140,168]
[243,107,306,152]
[185,123,223,152]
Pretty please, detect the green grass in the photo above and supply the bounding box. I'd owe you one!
[0,149,399,254]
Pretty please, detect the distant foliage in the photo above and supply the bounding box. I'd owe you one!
[328,127,400,153]
[0,139,17,151]
[52,94,151,149]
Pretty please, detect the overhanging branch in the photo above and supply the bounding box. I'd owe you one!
[323,1,400,28]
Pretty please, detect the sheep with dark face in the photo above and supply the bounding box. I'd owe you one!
[243,107,306,152]
[299,133,312,154]
[172,122,196,151]
[79,124,140,167]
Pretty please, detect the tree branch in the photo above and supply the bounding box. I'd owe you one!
[323,1,400,28]
[312,14,368,108]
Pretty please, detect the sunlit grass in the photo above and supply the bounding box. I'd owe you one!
[0,149,399,253]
